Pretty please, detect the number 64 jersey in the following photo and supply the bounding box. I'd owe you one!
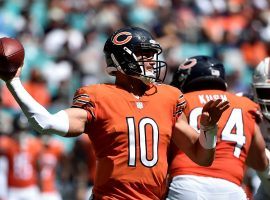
[169,89,260,186]
[71,83,185,200]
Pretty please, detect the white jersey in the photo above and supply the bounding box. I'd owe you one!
[254,117,270,200]
[8,185,40,200]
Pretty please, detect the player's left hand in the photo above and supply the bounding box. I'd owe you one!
[200,99,230,128]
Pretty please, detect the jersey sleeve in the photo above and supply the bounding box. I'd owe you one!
[71,87,96,122]
[174,92,186,120]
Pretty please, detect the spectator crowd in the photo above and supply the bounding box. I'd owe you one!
[1,0,270,199]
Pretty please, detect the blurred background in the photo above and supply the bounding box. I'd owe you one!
[0,0,268,199]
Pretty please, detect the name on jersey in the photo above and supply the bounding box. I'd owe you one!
[198,94,228,104]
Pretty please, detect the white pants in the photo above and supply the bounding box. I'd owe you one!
[166,175,247,200]
[41,191,62,200]
[8,186,40,200]
[0,157,8,200]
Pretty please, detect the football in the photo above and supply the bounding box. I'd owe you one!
[0,37,25,77]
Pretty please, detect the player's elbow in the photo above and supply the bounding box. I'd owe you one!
[192,148,215,167]
[203,159,214,167]
[27,111,68,136]
[197,157,214,167]
[194,141,216,167]
[256,158,269,172]
[28,116,51,134]
[247,155,268,172]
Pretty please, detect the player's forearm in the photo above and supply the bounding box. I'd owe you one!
[194,140,215,166]
[246,150,268,171]
[257,148,270,179]
[193,124,218,166]
[175,138,215,167]
[6,77,69,136]
[246,124,269,171]
[189,125,217,166]
[173,119,217,166]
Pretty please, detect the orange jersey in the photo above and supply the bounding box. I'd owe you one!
[71,83,185,200]
[0,135,42,188]
[38,139,64,192]
[169,90,259,186]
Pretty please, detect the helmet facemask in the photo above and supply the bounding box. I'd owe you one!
[131,44,166,84]
[252,57,270,120]
[252,86,270,120]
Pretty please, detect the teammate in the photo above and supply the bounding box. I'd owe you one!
[71,134,96,200]
[0,95,8,200]
[0,114,42,200]
[252,57,270,200]
[0,27,229,199]
[38,135,65,200]
[167,55,269,200]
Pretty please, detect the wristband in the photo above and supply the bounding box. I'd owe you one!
[199,124,218,149]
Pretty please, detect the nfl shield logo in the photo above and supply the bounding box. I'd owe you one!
[136,102,143,109]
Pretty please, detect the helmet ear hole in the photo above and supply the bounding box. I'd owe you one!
[105,54,115,68]
[183,60,192,66]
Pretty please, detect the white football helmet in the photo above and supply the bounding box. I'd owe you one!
[252,57,270,120]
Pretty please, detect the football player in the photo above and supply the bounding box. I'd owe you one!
[0,114,42,200]
[167,55,269,200]
[0,27,229,199]
[252,57,270,200]
[38,135,65,200]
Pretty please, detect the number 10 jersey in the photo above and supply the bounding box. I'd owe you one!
[71,83,185,200]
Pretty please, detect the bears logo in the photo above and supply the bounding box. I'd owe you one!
[112,32,132,45]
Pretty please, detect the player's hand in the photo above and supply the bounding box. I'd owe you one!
[263,148,270,178]
[0,66,22,82]
[200,99,230,128]
[249,109,263,124]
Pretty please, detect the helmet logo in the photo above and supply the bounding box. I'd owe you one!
[112,31,132,45]
[179,58,197,70]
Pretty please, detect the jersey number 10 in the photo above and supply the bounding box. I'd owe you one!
[127,117,159,167]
